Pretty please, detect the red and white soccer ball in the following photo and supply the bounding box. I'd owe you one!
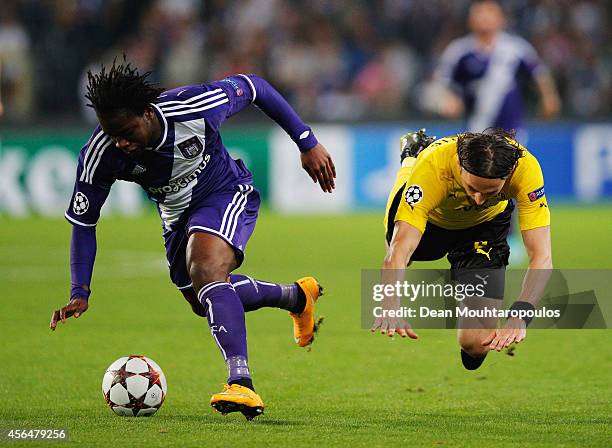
[102,355,167,417]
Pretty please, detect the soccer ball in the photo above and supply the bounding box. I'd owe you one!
[405,184,423,206]
[102,355,167,417]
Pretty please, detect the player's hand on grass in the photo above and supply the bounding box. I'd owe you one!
[300,143,336,193]
[371,316,418,339]
[50,298,89,331]
[481,317,526,351]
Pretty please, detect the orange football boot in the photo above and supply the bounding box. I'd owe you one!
[290,277,324,348]
[210,384,264,421]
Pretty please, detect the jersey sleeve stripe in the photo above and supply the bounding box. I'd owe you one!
[237,74,256,102]
[79,130,106,182]
[64,211,97,227]
[156,88,224,107]
[86,140,111,183]
[81,134,108,182]
[159,92,227,112]
[163,98,230,118]
[80,135,111,183]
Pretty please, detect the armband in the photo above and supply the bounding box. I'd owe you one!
[509,300,535,326]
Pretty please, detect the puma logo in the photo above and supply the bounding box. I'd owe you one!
[474,241,492,260]
[476,247,492,260]
[475,274,489,285]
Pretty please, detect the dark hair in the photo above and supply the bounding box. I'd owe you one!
[457,128,523,179]
[85,57,164,116]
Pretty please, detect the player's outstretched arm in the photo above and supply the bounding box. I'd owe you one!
[483,225,552,350]
[242,75,336,193]
[50,225,97,331]
[371,221,422,339]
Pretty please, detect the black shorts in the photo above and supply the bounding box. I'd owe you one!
[386,201,514,299]
[412,201,513,269]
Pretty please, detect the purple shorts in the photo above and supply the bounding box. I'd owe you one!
[163,184,260,290]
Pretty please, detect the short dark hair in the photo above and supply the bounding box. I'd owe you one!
[85,57,164,116]
[457,128,523,179]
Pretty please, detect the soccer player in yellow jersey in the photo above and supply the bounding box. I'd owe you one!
[373,129,552,370]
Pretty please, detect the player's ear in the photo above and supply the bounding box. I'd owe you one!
[143,106,156,123]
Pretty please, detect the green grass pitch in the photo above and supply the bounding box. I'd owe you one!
[1,205,611,447]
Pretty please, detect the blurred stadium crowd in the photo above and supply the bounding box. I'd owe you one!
[0,0,609,123]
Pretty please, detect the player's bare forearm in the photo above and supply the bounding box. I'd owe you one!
[483,226,552,349]
[300,143,336,193]
[371,221,422,339]
[383,221,421,269]
[519,226,553,306]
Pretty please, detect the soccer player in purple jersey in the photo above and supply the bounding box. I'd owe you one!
[49,59,336,420]
[433,0,560,134]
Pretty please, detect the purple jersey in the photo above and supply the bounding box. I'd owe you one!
[435,32,544,132]
[65,74,315,231]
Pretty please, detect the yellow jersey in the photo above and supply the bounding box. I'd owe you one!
[385,136,550,233]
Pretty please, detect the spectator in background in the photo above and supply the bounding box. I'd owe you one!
[353,41,420,117]
[429,0,561,135]
[0,1,32,120]
[155,0,207,87]
[2,0,610,123]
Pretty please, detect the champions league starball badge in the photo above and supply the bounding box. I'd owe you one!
[405,184,423,207]
[73,192,89,215]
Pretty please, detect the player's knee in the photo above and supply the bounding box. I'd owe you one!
[458,332,488,358]
[461,344,488,359]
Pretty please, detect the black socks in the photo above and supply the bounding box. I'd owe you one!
[290,284,307,314]
[461,349,487,370]
[229,377,255,392]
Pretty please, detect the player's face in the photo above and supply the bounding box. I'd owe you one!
[98,108,159,157]
[460,169,506,206]
[469,2,505,36]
